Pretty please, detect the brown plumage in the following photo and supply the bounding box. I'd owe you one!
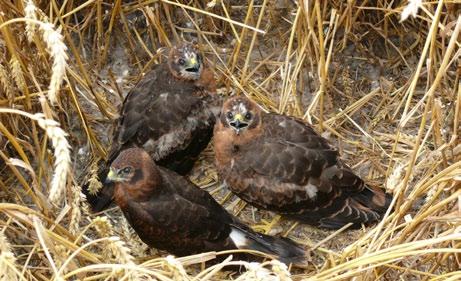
[83,42,220,212]
[106,148,307,266]
[214,96,392,229]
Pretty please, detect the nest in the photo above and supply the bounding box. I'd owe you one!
[0,0,460,280]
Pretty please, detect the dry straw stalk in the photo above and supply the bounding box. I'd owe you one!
[0,0,459,280]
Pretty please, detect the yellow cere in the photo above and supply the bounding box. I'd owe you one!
[234,113,244,121]
[189,57,197,66]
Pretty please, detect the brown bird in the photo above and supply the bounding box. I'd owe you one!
[214,96,392,229]
[106,148,307,265]
[84,42,220,212]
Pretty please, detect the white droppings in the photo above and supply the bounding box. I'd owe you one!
[404,214,413,222]
[229,228,248,248]
[305,183,318,198]
[77,147,86,156]
[160,93,169,99]
[278,120,287,128]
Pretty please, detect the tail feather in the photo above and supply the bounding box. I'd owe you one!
[353,185,392,214]
[230,224,308,266]
[319,186,392,229]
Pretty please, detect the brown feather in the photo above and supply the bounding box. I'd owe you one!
[110,148,308,265]
[214,96,392,229]
[82,42,220,212]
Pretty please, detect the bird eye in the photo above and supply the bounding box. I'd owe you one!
[120,167,132,175]
[178,58,186,65]
[245,112,252,120]
[226,112,234,119]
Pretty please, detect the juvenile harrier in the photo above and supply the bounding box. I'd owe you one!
[84,42,219,212]
[214,96,391,229]
[106,148,307,265]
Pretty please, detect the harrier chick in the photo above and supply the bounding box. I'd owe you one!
[106,148,307,266]
[214,96,392,229]
[84,42,219,212]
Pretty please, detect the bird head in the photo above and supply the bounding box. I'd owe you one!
[168,42,203,81]
[106,148,157,186]
[106,166,134,184]
[220,96,261,135]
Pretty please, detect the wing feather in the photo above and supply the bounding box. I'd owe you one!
[107,63,215,170]
[123,167,235,255]
[224,114,366,213]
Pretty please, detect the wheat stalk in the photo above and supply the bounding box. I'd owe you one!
[53,244,69,274]
[92,216,140,279]
[0,1,460,280]
[385,163,405,193]
[2,15,68,105]
[163,255,189,281]
[93,216,114,238]
[38,22,68,105]
[233,260,293,281]
[108,237,139,280]
[87,161,103,195]
[9,57,26,91]
[0,61,15,99]
[69,184,82,235]
[270,260,292,281]
[32,216,60,279]
[108,237,136,266]
[0,109,71,205]
[24,0,37,42]
[0,231,21,281]
[35,115,71,204]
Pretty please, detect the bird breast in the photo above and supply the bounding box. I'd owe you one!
[213,125,237,167]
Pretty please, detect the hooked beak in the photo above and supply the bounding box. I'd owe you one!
[185,56,200,73]
[229,113,248,135]
[105,168,119,184]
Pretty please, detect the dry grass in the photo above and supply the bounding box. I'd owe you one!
[0,0,460,280]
